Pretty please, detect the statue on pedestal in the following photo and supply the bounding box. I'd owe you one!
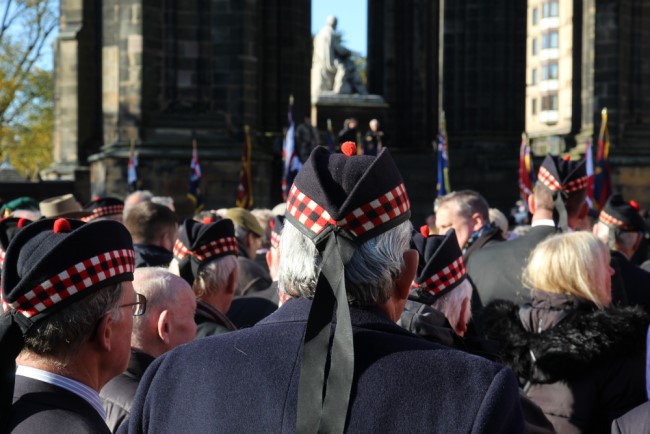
[311,16,367,101]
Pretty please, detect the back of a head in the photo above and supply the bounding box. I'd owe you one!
[437,190,490,221]
[125,201,178,245]
[523,232,609,308]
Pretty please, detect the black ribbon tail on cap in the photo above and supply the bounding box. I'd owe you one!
[296,233,355,434]
[553,192,569,232]
[0,311,28,430]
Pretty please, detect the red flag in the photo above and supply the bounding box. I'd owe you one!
[236,125,254,209]
[593,108,611,210]
[518,133,534,209]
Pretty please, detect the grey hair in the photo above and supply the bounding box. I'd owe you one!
[193,255,238,298]
[436,190,489,221]
[278,220,413,307]
[123,190,154,220]
[22,283,124,365]
[431,279,473,332]
[595,222,640,252]
[131,267,192,348]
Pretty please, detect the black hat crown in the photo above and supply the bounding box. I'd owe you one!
[538,155,588,194]
[599,194,645,232]
[174,218,238,285]
[82,197,125,222]
[410,228,467,304]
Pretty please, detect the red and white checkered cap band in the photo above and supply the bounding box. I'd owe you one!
[411,256,466,296]
[271,231,281,249]
[599,210,630,229]
[81,205,125,222]
[9,248,136,318]
[287,183,410,237]
[173,237,238,262]
[538,167,589,194]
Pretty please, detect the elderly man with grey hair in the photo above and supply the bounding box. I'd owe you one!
[100,268,196,432]
[122,146,524,433]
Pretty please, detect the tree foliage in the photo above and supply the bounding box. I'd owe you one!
[0,0,56,178]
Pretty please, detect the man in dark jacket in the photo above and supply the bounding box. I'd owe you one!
[172,218,238,338]
[101,268,196,432]
[467,155,589,310]
[434,190,503,262]
[593,194,650,311]
[124,145,524,433]
[124,202,178,268]
[0,218,139,433]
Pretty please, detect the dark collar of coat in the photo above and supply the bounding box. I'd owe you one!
[125,349,156,380]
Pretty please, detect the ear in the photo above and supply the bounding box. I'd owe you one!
[394,249,418,302]
[471,213,484,231]
[454,297,471,337]
[226,268,238,295]
[592,222,600,236]
[94,313,114,352]
[527,194,536,214]
[578,201,589,219]
[632,233,643,253]
[157,309,171,346]
[265,250,273,269]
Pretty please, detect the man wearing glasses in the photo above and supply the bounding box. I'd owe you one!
[0,217,142,433]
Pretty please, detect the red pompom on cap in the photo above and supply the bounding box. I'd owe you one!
[17,218,28,228]
[341,141,357,157]
[629,200,641,212]
[202,217,214,224]
[53,218,71,234]
[562,154,571,161]
[420,225,430,238]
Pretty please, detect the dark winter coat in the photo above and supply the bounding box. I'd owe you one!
[121,298,525,433]
[611,400,650,434]
[9,376,110,433]
[195,299,237,338]
[100,349,155,433]
[467,225,558,311]
[610,250,650,312]
[480,291,649,433]
[133,243,173,268]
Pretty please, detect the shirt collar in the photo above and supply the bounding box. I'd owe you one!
[531,219,556,228]
[16,365,106,420]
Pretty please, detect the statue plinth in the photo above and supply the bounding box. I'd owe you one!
[311,93,390,150]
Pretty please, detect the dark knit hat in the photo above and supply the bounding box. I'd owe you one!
[0,217,31,275]
[82,197,125,222]
[173,218,239,285]
[537,155,588,230]
[269,215,284,250]
[0,218,135,426]
[599,194,646,235]
[286,146,410,433]
[409,227,467,305]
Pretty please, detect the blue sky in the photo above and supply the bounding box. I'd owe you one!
[312,0,368,56]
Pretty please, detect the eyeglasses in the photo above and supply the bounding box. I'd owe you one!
[119,292,147,316]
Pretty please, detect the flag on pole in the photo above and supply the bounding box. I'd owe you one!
[326,118,335,153]
[127,140,139,192]
[436,111,451,196]
[188,137,204,213]
[585,138,595,208]
[518,132,534,209]
[282,95,301,200]
[236,125,254,209]
[593,108,612,210]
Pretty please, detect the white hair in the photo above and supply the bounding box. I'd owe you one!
[278,220,413,307]
[431,279,473,330]
[595,222,640,253]
[193,255,239,297]
[131,267,193,348]
[123,190,154,220]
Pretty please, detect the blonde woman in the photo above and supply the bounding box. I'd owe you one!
[480,232,649,434]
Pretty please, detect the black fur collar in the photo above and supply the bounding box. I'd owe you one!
[480,299,649,383]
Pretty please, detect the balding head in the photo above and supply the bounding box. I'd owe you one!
[131,268,196,357]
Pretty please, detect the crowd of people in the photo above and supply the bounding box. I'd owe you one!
[0,143,649,433]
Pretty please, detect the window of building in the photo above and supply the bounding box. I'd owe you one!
[532,98,537,115]
[542,31,559,49]
[542,1,559,18]
[533,8,539,25]
[542,94,559,110]
[532,38,538,55]
[532,68,537,85]
[541,62,559,80]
